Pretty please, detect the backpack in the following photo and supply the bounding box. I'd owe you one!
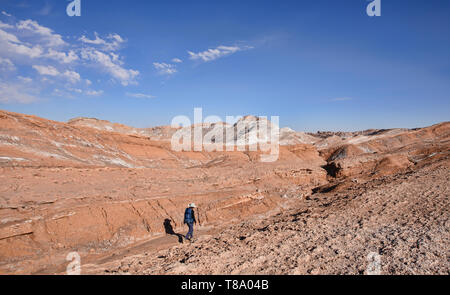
[184,208,194,224]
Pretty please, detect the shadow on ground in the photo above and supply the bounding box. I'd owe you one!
[163,219,184,244]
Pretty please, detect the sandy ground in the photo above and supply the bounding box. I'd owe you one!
[85,160,449,275]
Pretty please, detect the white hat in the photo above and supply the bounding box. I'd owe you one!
[188,203,196,208]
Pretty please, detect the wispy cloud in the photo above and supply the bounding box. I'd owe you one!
[63,70,81,84]
[46,49,78,64]
[17,19,66,47]
[188,45,253,62]
[0,16,140,104]
[86,90,104,96]
[79,33,125,52]
[81,48,139,86]
[32,65,81,84]
[172,58,182,63]
[0,82,38,103]
[0,27,44,59]
[18,76,32,83]
[1,11,12,17]
[153,62,177,75]
[0,57,16,71]
[32,65,59,76]
[36,1,52,16]
[0,20,13,29]
[126,92,156,99]
[53,88,104,98]
[330,97,353,102]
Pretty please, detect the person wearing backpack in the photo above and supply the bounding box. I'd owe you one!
[184,203,197,241]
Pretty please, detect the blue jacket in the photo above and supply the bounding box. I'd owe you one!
[184,208,196,224]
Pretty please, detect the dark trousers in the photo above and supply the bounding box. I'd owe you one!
[185,222,194,240]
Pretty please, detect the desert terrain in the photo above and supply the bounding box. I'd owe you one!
[0,109,448,274]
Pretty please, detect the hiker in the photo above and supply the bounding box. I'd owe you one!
[184,203,197,241]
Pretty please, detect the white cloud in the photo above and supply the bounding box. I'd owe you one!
[0,20,78,65]
[79,33,125,51]
[188,45,252,62]
[0,28,44,59]
[17,19,66,47]
[46,49,78,64]
[0,17,140,103]
[1,11,12,17]
[52,88,67,97]
[126,92,156,99]
[63,70,81,84]
[79,33,104,45]
[18,76,33,83]
[172,58,182,63]
[153,62,177,75]
[110,52,120,63]
[32,65,80,84]
[81,48,139,86]
[53,87,93,98]
[66,87,82,94]
[86,90,104,96]
[33,65,59,76]
[0,82,37,103]
[0,57,15,71]
[109,34,124,44]
[0,20,13,29]
[0,28,19,43]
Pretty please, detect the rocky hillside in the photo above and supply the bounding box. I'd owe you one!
[98,159,449,275]
[0,109,448,274]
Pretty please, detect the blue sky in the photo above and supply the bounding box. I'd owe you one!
[0,0,449,131]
